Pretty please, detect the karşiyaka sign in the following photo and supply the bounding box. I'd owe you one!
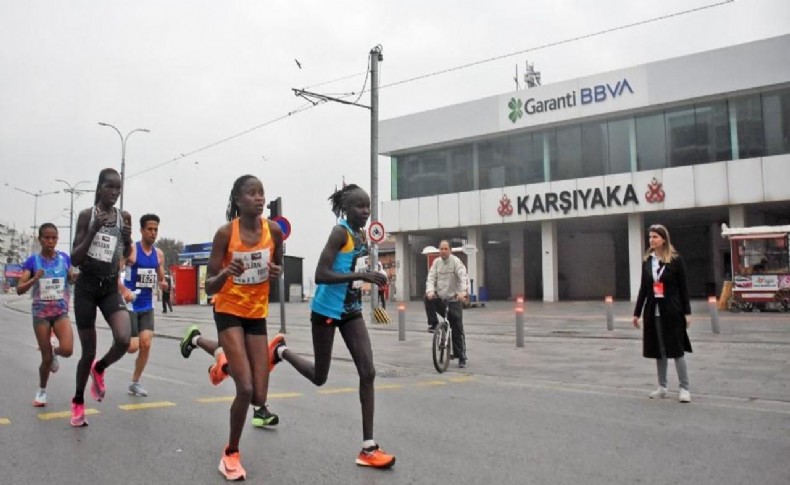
[497,179,664,217]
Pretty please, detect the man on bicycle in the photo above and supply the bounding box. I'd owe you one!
[424,240,469,368]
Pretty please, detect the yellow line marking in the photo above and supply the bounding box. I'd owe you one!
[197,392,303,404]
[38,408,100,421]
[448,376,475,383]
[376,384,404,390]
[118,401,176,411]
[416,380,447,387]
[0,418,10,425]
[317,387,356,395]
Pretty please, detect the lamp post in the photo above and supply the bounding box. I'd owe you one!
[55,179,91,252]
[98,122,150,211]
[3,184,60,252]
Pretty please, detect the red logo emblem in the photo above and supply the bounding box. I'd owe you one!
[498,194,514,216]
[645,178,665,203]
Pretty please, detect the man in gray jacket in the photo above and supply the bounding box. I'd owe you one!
[425,240,469,368]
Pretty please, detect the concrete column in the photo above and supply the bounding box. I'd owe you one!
[541,221,558,302]
[509,227,525,299]
[465,227,484,298]
[710,222,726,297]
[628,213,645,302]
[729,206,745,228]
[394,233,411,302]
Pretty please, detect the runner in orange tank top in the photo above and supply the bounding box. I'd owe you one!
[203,175,283,481]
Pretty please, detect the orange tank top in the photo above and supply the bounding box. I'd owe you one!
[213,218,274,318]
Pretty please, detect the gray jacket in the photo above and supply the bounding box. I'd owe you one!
[426,254,468,298]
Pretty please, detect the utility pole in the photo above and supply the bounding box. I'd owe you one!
[55,179,91,252]
[292,45,385,321]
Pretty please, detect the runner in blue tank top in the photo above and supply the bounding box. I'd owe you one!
[122,213,166,397]
[17,223,75,407]
[267,184,396,469]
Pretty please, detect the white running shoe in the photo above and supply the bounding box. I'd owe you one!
[128,382,148,397]
[679,388,691,403]
[649,386,668,399]
[33,389,47,407]
[49,334,59,373]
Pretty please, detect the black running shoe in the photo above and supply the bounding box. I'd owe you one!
[180,325,201,358]
[251,405,279,427]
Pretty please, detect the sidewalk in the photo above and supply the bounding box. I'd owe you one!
[5,295,790,404]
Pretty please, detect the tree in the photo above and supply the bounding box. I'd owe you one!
[157,237,184,270]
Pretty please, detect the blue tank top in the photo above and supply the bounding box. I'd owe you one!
[311,220,368,320]
[124,241,159,312]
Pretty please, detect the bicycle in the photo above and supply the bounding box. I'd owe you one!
[431,298,454,373]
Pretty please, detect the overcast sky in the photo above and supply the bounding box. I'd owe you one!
[2,0,789,282]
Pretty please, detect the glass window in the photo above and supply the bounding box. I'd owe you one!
[510,132,544,184]
[636,113,666,170]
[582,120,608,177]
[448,145,473,193]
[695,102,730,163]
[731,95,764,159]
[553,126,582,181]
[478,138,511,189]
[666,107,697,167]
[763,90,790,156]
[607,118,631,174]
[537,129,556,181]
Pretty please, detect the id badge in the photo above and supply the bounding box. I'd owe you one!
[653,281,665,298]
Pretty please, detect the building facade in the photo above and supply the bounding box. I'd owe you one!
[380,35,790,302]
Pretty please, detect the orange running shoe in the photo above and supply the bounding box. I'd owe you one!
[218,446,246,481]
[268,334,286,372]
[355,444,396,469]
[208,350,229,386]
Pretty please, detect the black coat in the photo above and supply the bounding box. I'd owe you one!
[633,254,693,359]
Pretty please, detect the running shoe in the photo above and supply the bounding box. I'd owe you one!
[33,389,47,407]
[90,360,106,401]
[70,401,88,427]
[356,444,396,469]
[49,333,59,373]
[128,382,148,397]
[208,350,229,386]
[218,446,246,481]
[251,405,279,427]
[180,324,201,358]
[268,334,286,372]
[649,386,668,399]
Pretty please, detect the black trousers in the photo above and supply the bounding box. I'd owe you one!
[424,297,466,360]
[162,292,173,313]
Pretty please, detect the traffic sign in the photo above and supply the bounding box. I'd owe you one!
[368,221,386,244]
[272,216,291,241]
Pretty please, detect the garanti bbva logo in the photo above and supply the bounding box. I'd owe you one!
[507,78,634,123]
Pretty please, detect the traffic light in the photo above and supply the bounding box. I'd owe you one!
[267,197,281,219]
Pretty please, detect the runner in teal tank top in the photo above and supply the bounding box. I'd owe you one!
[267,184,396,469]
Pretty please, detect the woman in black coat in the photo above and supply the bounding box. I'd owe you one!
[632,224,693,403]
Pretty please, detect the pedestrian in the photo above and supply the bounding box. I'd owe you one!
[203,174,283,481]
[424,240,469,368]
[16,223,75,407]
[376,262,389,309]
[632,223,693,403]
[122,213,167,397]
[162,272,174,313]
[69,167,133,426]
[179,325,280,428]
[269,184,396,469]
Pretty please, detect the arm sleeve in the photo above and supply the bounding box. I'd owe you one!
[456,257,469,293]
[425,259,438,293]
[633,261,648,317]
[23,256,36,273]
[676,256,691,315]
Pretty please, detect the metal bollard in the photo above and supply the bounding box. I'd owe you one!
[708,296,720,334]
[398,304,406,341]
[605,296,614,331]
[515,297,524,348]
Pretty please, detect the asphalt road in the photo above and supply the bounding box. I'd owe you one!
[1,299,789,484]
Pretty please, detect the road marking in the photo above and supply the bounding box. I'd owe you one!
[416,380,447,387]
[376,384,404,390]
[0,418,10,425]
[317,387,356,395]
[448,376,475,383]
[118,401,176,411]
[197,392,303,404]
[38,408,100,421]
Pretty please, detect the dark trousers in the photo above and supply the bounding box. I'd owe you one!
[162,292,173,313]
[424,297,466,360]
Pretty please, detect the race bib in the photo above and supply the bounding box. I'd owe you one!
[87,232,118,263]
[232,249,270,285]
[351,258,367,289]
[136,268,157,288]
[40,278,65,301]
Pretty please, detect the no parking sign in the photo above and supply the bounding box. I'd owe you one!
[272,216,291,241]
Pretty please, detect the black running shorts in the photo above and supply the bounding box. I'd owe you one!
[214,311,268,336]
[74,277,127,330]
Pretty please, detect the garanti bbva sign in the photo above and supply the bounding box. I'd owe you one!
[499,68,649,129]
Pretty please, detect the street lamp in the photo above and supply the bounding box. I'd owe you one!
[3,183,60,232]
[55,179,91,252]
[98,122,150,211]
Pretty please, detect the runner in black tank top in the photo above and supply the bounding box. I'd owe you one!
[69,168,133,427]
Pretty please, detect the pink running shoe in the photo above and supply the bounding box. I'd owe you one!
[70,401,88,427]
[90,360,106,401]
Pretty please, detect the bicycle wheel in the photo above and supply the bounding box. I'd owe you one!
[432,324,450,373]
